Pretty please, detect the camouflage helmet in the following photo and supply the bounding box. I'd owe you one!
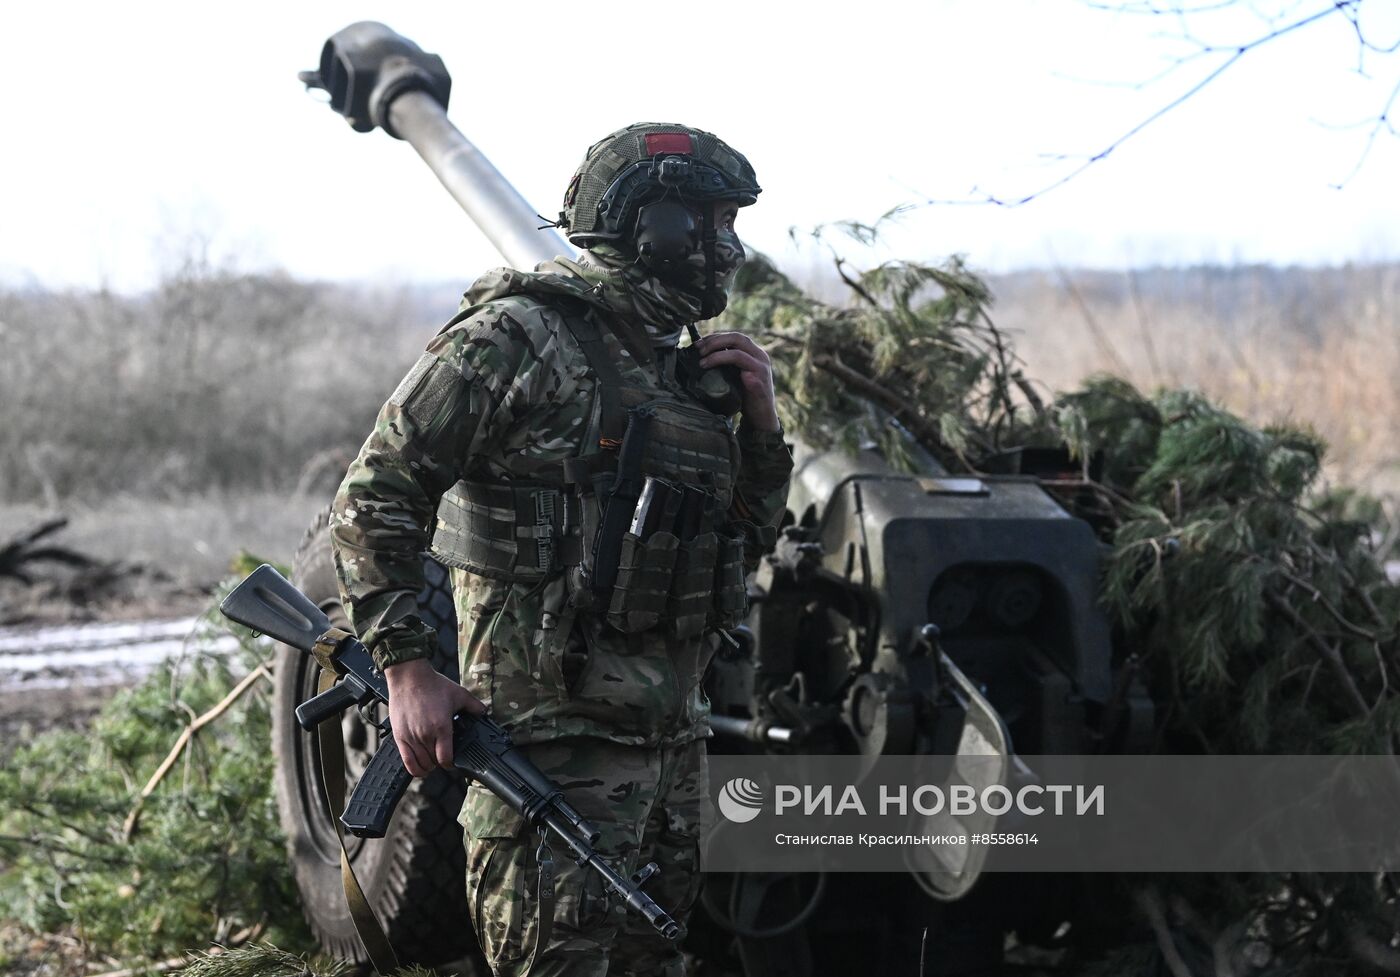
[558,122,761,250]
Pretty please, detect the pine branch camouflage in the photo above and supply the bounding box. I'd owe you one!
[719,248,1400,972]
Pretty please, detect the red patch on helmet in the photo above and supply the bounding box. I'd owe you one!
[645,132,694,156]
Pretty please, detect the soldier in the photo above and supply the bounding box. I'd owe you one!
[330,123,794,976]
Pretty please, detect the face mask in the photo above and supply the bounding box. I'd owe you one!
[668,226,746,318]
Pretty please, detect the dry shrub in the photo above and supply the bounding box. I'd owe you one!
[0,262,446,506]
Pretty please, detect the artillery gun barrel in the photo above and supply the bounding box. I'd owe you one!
[387,90,572,270]
[303,21,574,271]
[709,714,795,744]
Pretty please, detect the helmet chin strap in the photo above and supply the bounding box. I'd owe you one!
[700,200,719,319]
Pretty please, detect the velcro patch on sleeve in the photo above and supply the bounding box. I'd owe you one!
[390,353,461,426]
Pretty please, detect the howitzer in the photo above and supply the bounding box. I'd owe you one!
[221,564,684,941]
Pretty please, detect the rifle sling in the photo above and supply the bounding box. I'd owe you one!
[526,827,556,975]
[315,667,402,975]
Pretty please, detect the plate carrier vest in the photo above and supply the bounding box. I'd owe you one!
[430,300,749,639]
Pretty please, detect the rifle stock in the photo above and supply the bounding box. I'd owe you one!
[219,563,332,651]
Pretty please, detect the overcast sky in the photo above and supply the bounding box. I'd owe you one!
[5,1,1399,292]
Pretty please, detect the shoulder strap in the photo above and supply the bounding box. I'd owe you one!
[558,307,629,444]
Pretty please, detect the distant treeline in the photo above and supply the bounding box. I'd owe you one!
[2,259,1397,505]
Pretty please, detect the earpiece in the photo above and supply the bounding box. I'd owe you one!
[634,199,702,276]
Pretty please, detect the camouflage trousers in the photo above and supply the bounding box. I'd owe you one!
[460,736,708,977]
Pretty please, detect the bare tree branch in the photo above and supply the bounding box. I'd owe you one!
[926,0,1400,206]
[1328,72,1400,187]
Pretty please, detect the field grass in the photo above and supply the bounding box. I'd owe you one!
[0,264,443,612]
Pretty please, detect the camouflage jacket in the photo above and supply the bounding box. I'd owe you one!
[329,259,794,747]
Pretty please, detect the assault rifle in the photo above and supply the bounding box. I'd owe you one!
[220,564,683,940]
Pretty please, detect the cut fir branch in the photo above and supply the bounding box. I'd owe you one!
[725,252,1052,474]
[0,572,307,965]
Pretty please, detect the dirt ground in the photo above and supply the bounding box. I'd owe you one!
[0,492,324,626]
[0,563,214,757]
[0,683,117,756]
[0,924,128,977]
[0,496,305,751]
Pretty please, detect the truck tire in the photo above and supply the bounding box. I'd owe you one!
[272,504,482,968]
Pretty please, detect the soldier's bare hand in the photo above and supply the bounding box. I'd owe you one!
[383,658,485,777]
[694,331,781,431]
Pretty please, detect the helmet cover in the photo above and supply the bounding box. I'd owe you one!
[559,122,759,247]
